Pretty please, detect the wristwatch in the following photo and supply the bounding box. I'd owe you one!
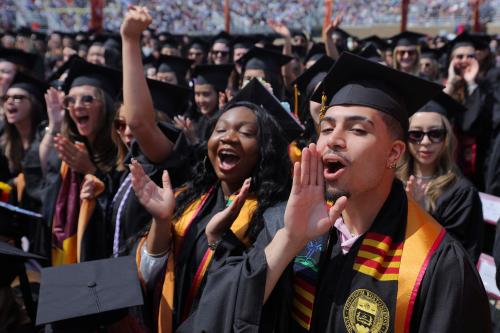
[208,238,223,251]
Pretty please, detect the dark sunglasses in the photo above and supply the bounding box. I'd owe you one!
[408,129,446,143]
[114,119,127,132]
[1,94,29,103]
[63,94,97,107]
[212,50,229,56]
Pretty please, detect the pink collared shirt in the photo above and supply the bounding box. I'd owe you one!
[333,217,361,254]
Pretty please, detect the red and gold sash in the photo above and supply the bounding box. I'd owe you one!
[137,188,257,333]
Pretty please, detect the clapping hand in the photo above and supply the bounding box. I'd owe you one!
[205,178,251,244]
[130,159,175,222]
[54,135,96,175]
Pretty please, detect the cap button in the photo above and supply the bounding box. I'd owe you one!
[87,281,97,288]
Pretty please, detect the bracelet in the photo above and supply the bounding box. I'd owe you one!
[208,238,223,251]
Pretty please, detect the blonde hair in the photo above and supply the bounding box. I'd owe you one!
[397,113,459,212]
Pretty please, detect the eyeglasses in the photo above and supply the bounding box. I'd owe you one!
[212,50,229,56]
[114,118,127,132]
[63,94,97,108]
[408,129,447,143]
[454,54,476,60]
[1,94,29,103]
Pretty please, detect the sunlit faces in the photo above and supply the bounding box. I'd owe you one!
[86,44,106,65]
[395,46,418,72]
[66,85,103,141]
[156,71,178,85]
[2,87,32,125]
[194,84,218,116]
[0,61,16,94]
[207,106,259,189]
[317,105,403,200]
[451,45,476,74]
[408,112,446,169]
[211,42,230,65]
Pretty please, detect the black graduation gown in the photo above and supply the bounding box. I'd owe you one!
[92,122,187,257]
[177,181,492,333]
[431,177,484,263]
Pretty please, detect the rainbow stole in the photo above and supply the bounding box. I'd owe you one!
[292,199,445,332]
[137,188,257,333]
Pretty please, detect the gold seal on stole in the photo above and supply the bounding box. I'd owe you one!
[343,289,390,333]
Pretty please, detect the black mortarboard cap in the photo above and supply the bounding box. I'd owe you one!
[357,43,383,62]
[0,241,45,287]
[63,58,122,98]
[47,54,82,83]
[231,78,304,142]
[189,37,209,52]
[0,47,38,71]
[16,27,32,38]
[147,78,192,119]
[331,28,351,40]
[0,201,43,239]
[294,55,335,98]
[232,35,257,49]
[390,31,426,47]
[157,55,193,77]
[192,64,234,92]
[304,43,326,64]
[36,256,144,329]
[212,31,232,46]
[161,34,181,49]
[447,31,492,53]
[420,46,443,60]
[10,72,49,107]
[361,35,390,51]
[238,46,292,74]
[32,31,47,42]
[417,91,466,118]
[311,52,443,131]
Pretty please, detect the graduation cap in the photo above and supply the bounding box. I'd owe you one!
[47,54,82,84]
[32,31,47,42]
[417,91,466,119]
[294,55,335,98]
[92,32,122,50]
[331,28,351,41]
[360,35,390,51]
[192,64,234,92]
[147,78,192,119]
[304,43,326,64]
[238,46,292,75]
[311,52,443,131]
[63,58,122,98]
[36,256,144,330]
[16,26,32,38]
[390,31,427,47]
[157,55,193,77]
[161,34,181,50]
[0,201,43,239]
[9,72,50,107]
[211,31,232,46]
[420,46,443,60]
[188,37,209,52]
[231,77,304,142]
[0,47,38,71]
[0,241,45,289]
[232,35,257,50]
[357,43,383,62]
[446,31,492,53]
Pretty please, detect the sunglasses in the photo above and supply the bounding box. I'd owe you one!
[408,129,446,143]
[1,94,29,103]
[114,118,127,132]
[63,94,97,107]
[212,50,229,56]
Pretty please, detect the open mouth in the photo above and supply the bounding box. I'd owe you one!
[218,149,241,172]
[75,115,90,126]
[323,156,348,180]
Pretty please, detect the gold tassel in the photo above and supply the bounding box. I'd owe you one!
[293,83,299,118]
[319,91,327,121]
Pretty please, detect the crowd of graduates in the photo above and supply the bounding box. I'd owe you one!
[0,4,499,333]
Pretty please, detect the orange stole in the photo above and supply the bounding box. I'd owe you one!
[76,175,105,263]
[395,199,445,333]
[288,141,302,164]
[138,193,257,333]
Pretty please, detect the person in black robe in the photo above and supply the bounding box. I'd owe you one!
[176,52,492,333]
[398,92,484,263]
